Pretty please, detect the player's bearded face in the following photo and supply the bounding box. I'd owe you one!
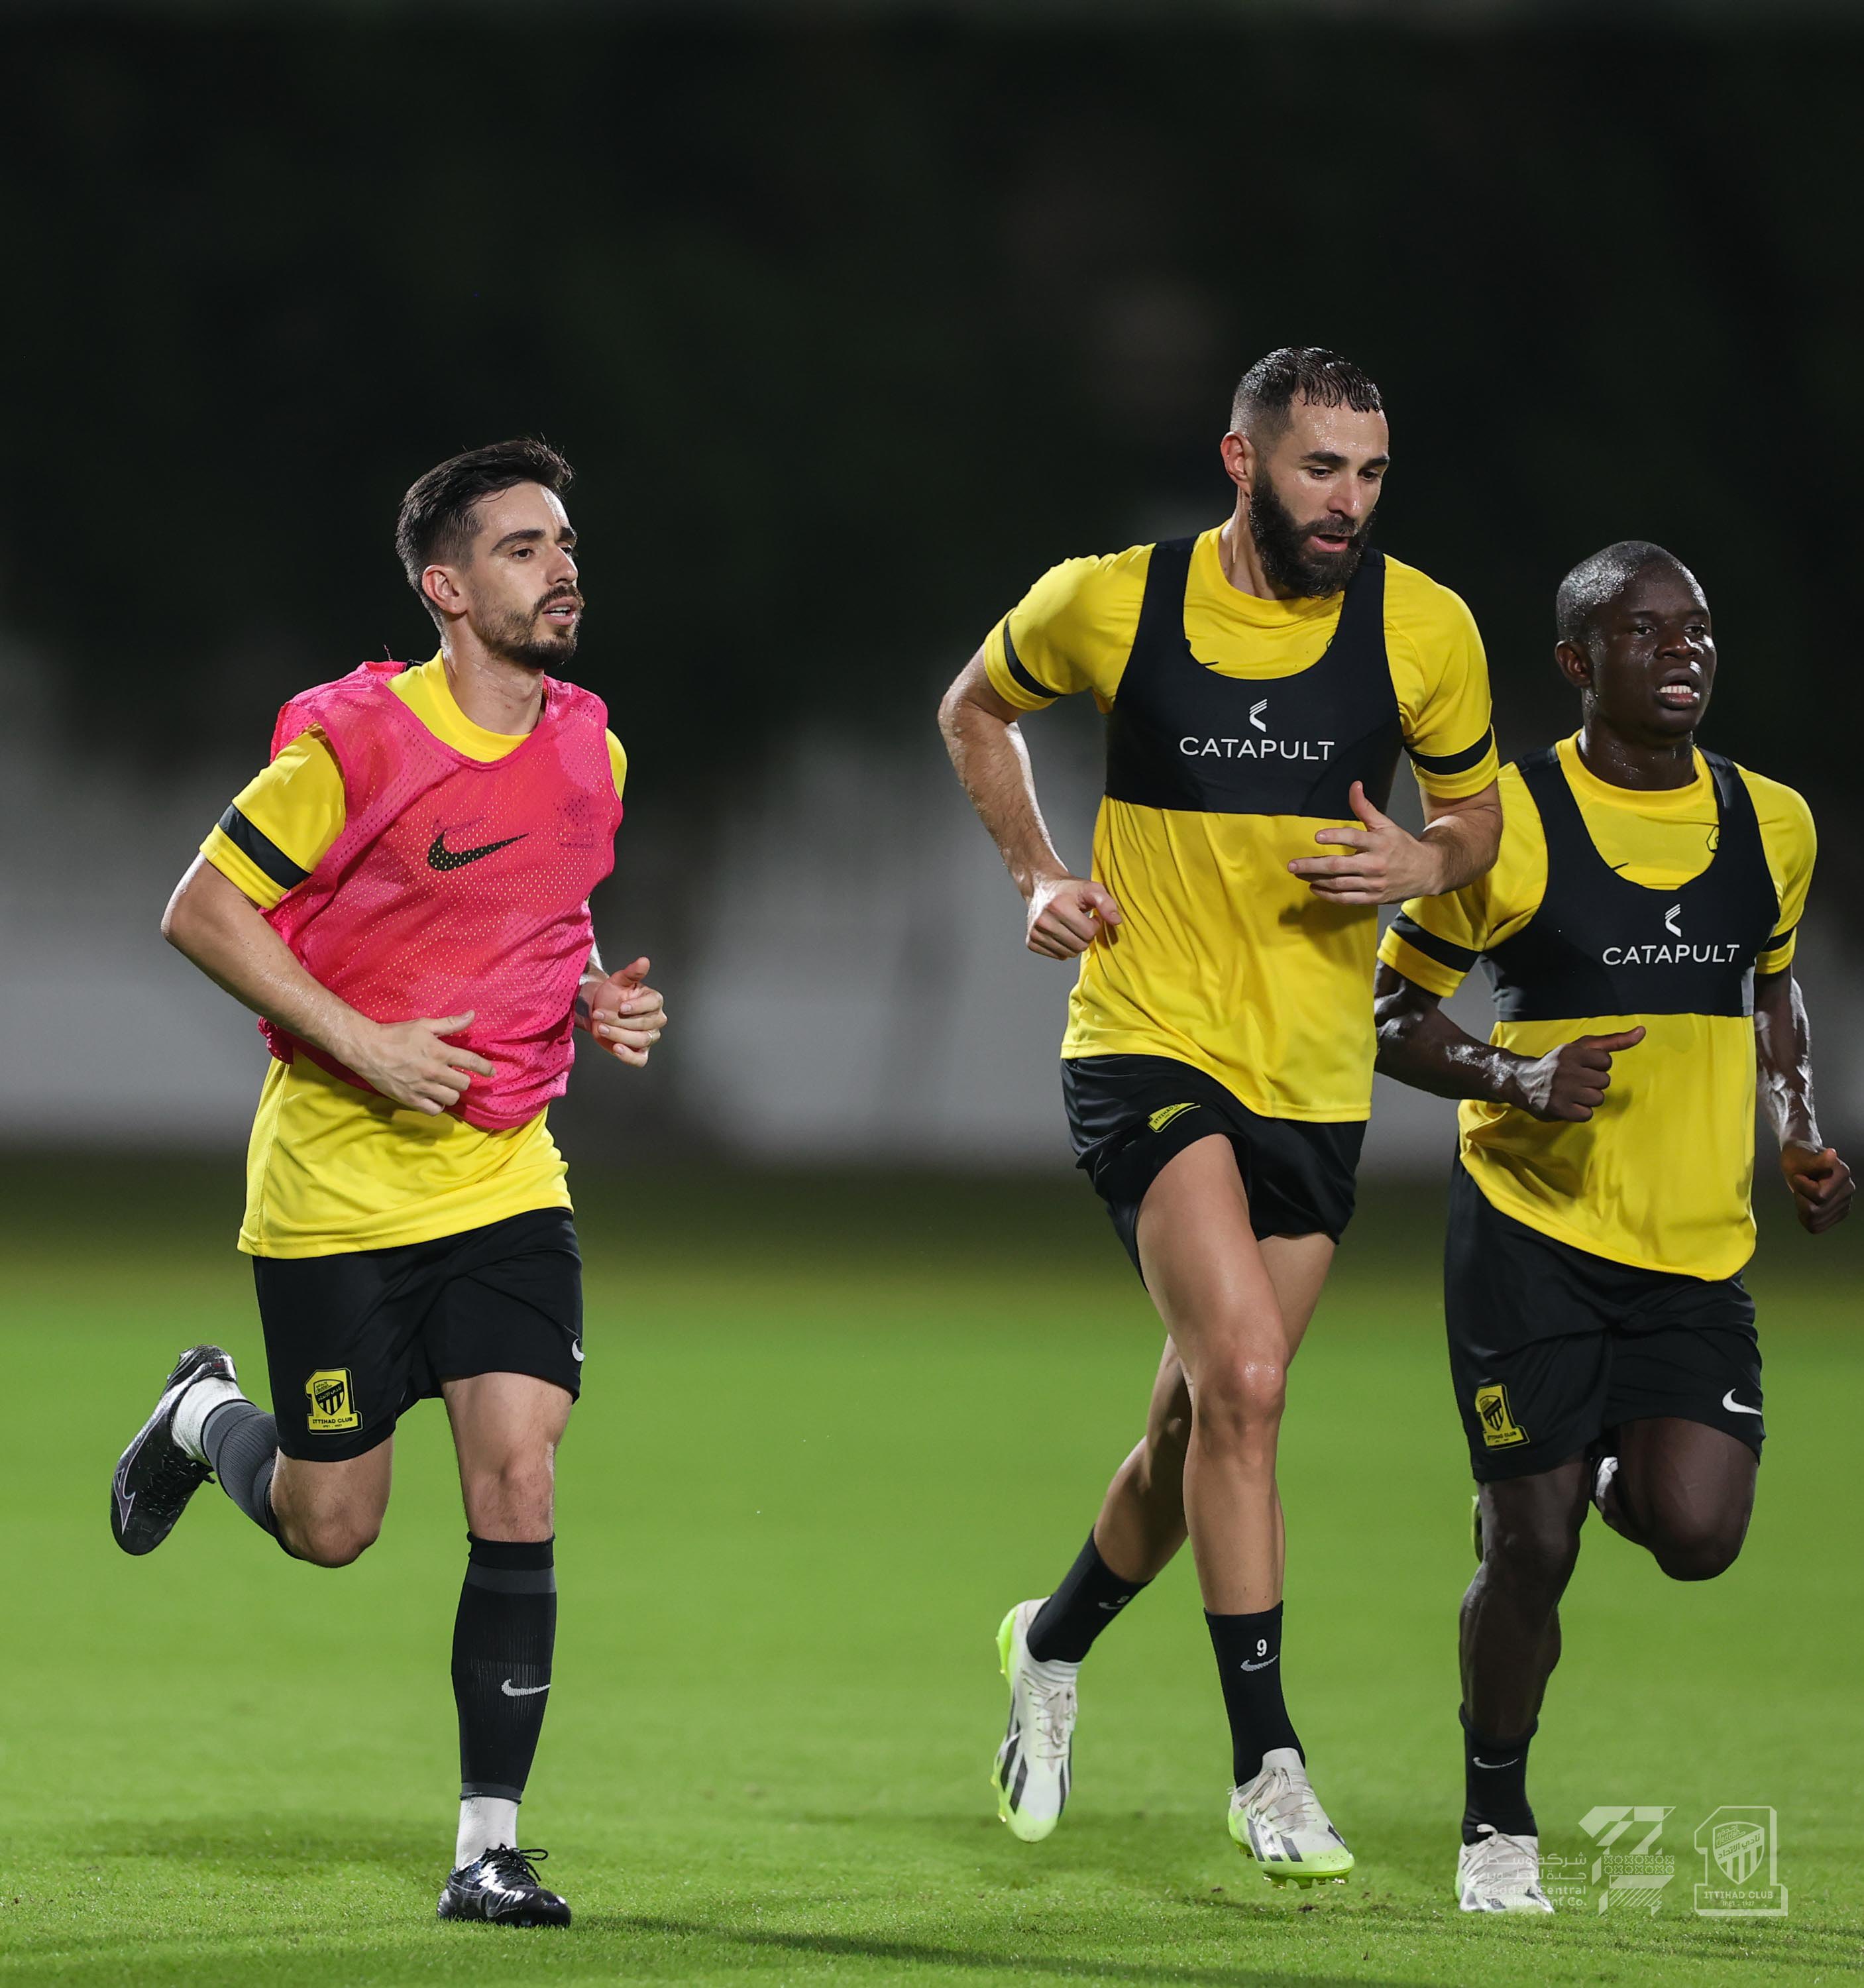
[472,578,584,668]
[1246,470,1371,599]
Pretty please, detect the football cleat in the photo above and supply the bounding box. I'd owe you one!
[437,1846,571,1927]
[992,1600,1078,1843]
[111,1344,239,1556]
[1458,1825,1554,1912]
[1229,1747,1354,1884]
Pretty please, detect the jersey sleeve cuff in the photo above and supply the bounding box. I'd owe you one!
[1410,726,1500,800]
[1757,939,1796,975]
[201,824,290,910]
[983,618,1059,711]
[1378,920,1472,999]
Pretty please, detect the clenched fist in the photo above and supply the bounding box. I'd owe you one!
[1511,1027,1646,1123]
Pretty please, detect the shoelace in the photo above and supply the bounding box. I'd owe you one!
[1022,1671,1078,1762]
[482,1846,551,1887]
[1465,1828,1539,1893]
[1244,1766,1324,1836]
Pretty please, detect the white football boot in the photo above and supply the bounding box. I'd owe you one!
[1229,1747,1354,1883]
[991,1600,1078,1842]
[1457,1824,1554,1912]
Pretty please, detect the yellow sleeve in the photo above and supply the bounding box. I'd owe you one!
[607,730,628,804]
[981,549,1148,712]
[199,728,347,911]
[1747,770,1816,973]
[1384,561,1500,800]
[1377,766,1544,996]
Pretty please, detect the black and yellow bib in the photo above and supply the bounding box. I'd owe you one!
[1104,540,1402,818]
[1485,748,1779,1023]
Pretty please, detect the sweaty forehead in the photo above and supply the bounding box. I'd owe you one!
[1608,564,1708,618]
[472,481,571,545]
[1273,396,1390,459]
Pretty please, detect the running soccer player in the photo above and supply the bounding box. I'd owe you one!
[938,349,1503,1879]
[1374,541,1851,1914]
[110,440,665,1928]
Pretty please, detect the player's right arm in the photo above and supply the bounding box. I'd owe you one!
[938,651,1122,958]
[164,732,494,1116]
[1372,964,1643,1123]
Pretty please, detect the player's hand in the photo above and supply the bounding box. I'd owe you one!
[579,956,666,1067]
[1026,874,1123,959]
[1781,1142,1854,1235]
[1288,782,1446,906]
[344,1011,496,1116]
[1511,1028,1645,1122]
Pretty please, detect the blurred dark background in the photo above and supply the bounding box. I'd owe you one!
[2,1,1859,1164]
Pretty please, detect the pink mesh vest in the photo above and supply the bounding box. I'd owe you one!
[258,661,623,1131]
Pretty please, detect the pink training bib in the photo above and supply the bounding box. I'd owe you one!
[258,661,623,1131]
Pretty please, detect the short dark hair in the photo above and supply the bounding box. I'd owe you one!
[1231,347,1383,440]
[1555,540,1698,650]
[395,438,575,605]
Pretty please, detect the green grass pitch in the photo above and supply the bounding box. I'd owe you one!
[3,1158,1858,1987]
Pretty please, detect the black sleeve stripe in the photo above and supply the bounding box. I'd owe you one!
[1388,912,1480,973]
[1408,725,1496,778]
[217,805,310,890]
[1000,620,1060,702]
[1763,925,1796,952]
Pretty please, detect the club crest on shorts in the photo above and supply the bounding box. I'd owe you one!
[1473,1382,1527,1449]
[305,1368,360,1433]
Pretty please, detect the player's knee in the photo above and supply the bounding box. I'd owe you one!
[290,1511,382,1568]
[1651,1517,1745,1583]
[1483,1506,1579,1594]
[464,1457,555,1536]
[1193,1354,1287,1450]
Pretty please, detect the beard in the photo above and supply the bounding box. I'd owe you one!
[1246,477,1371,598]
[474,590,583,669]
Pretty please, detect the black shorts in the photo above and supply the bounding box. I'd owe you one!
[1062,1054,1364,1278]
[252,1209,584,1461]
[1445,1160,1763,1482]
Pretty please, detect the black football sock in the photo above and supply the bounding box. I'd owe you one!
[1207,1602,1303,1785]
[1461,1708,1537,1842]
[454,1535,557,1804]
[1026,1531,1152,1664]
[200,1400,288,1547]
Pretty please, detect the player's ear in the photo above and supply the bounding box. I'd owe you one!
[1553,638,1592,694]
[421,563,466,619]
[1219,429,1254,493]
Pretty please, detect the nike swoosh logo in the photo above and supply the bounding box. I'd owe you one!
[1240,1656,1278,1672]
[500,1679,551,1698]
[1473,1757,1519,1769]
[571,1341,584,1363]
[427,830,527,872]
[1722,1390,1763,1417]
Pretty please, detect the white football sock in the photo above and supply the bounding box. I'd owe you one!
[172,1376,248,1464]
[457,1795,520,1869]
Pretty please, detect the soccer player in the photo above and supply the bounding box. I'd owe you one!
[1374,541,1852,1913]
[109,440,665,1928]
[938,349,1503,1879]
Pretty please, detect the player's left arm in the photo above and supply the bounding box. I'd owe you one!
[571,733,667,1070]
[1289,777,1502,906]
[1289,571,1502,905]
[1755,967,1853,1235]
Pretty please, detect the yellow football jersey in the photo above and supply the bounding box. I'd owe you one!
[1380,734,1814,1278]
[985,525,1498,1121]
[201,657,627,1257]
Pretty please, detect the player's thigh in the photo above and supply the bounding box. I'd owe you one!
[1136,1134,1290,1391]
[1615,1416,1757,1569]
[1476,1457,1589,1586]
[443,1371,575,1537]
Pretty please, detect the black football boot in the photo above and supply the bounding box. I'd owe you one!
[437,1846,572,1927]
[111,1344,239,1555]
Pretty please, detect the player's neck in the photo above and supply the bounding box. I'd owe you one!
[437,638,547,737]
[1576,719,1698,793]
[1217,507,1299,602]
